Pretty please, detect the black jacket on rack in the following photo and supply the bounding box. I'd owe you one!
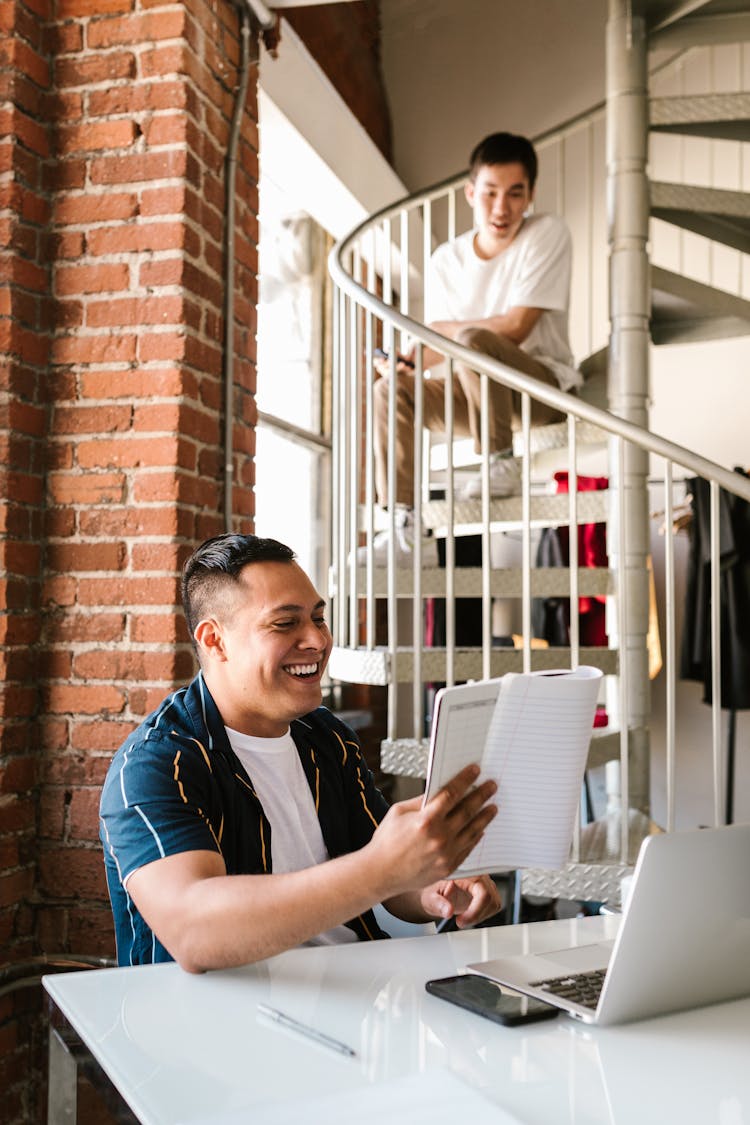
[680,470,750,710]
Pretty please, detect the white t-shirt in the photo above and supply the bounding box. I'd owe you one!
[226,726,358,946]
[426,213,582,392]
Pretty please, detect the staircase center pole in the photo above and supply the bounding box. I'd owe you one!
[606,0,652,820]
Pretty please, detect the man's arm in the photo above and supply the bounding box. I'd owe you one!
[127,764,497,972]
[430,305,543,348]
[375,307,544,377]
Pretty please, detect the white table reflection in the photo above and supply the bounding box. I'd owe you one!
[44,916,750,1125]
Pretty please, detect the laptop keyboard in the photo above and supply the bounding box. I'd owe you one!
[530,967,607,1010]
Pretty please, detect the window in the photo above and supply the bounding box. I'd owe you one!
[254,172,331,593]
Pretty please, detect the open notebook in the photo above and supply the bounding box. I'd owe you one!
[423,667,602,874]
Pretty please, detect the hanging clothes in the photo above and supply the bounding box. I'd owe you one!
[532,472,609,647]
[680,470,750,709]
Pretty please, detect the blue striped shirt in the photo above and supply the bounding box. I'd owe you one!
[100,673,390,966]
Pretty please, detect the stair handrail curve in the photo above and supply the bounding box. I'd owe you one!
[329,184,750,505]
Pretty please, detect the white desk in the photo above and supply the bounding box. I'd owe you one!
[44,915,750,1125]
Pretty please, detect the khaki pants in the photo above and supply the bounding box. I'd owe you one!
[374,326,564,507]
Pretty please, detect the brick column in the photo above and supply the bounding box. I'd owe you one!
[0,0,53,966]
[1,0,260,972]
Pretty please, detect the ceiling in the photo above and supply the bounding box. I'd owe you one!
[379,0,608,190]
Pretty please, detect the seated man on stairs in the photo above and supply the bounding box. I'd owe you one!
[369,131,582,565]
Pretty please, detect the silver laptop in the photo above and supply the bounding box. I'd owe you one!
[468,823,750,1026]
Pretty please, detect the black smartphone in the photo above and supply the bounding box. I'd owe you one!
[425,974,559,1026]
[373,347,414,369]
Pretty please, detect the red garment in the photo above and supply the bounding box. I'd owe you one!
[554,471,608,646]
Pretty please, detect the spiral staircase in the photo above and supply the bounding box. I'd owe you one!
[327,0,750,905]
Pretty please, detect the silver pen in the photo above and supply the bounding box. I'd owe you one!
[256,1002,357,1058]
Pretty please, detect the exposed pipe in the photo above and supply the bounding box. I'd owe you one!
[222,4,265,532]
[243,0,275,31]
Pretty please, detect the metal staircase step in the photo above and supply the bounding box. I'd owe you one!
[521,861,634,907]
[349,565,613,599]
[512,417,608,457]
[420,487,611,535]
[379,724,641,780]
[651,181,750,255]
[649,92,750,142]
[651,266,750,345]
[328,644,618,686]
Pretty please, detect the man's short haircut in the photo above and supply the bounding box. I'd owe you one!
[181,533,296,641]
[469,132,538,190]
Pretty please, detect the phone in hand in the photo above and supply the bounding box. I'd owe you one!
[373,347,415,370]
[425,974,559,1026]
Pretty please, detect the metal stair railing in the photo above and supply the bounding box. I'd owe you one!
[328,118,750,895]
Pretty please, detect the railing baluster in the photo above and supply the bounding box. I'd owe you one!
[447,187,456,243]
[587,120,595,360]
[445,359,455,688]
[710,479,723,826]
[568,414,579,669]
[382,219,398,739]
[364,229,376,649]
[480,373,491,681]
[569,409,581,859]
[413,341,424,742]
[616,437,630,864]
[521,393,531,674]
[422,198,431,318]
[348,248,361,648]
[400,208,409,342]
[330,270,341,645]
[664,460,677,833]
[337,285,349,647]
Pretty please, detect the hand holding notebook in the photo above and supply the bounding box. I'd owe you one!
[423,667,603,874]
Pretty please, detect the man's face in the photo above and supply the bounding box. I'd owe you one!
[198,560,333,737]
[465,161,533,257]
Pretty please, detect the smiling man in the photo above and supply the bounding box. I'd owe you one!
[100,534,501,970]
[369,132,583,563]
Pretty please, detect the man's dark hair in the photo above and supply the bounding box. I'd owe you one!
[181,533,296,640]
[469,132,538,190]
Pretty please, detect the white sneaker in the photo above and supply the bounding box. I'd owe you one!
[356,508,439,567]
[461,456,522,500]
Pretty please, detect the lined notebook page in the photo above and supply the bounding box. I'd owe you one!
[424,668,602,875]
[424,680,501,795]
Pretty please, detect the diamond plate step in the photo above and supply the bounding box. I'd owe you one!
[651,266,750,344]
[329,645,618,686]
[379,725,639,780]
[348,565,613,599]
[649,92,750,142]
[511,418,608,456]
[420,487,611,535]
[521,861,635,907]
[651,181,750,255]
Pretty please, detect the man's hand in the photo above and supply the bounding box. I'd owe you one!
[420,876,502,928]
[369,764,497,903]
[373,348,416,379]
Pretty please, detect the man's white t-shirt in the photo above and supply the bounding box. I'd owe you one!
[426,213,582,392]
[226,726,358,946]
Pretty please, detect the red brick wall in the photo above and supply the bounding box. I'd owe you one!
[1,0,260,977]
[0,0,53,968]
